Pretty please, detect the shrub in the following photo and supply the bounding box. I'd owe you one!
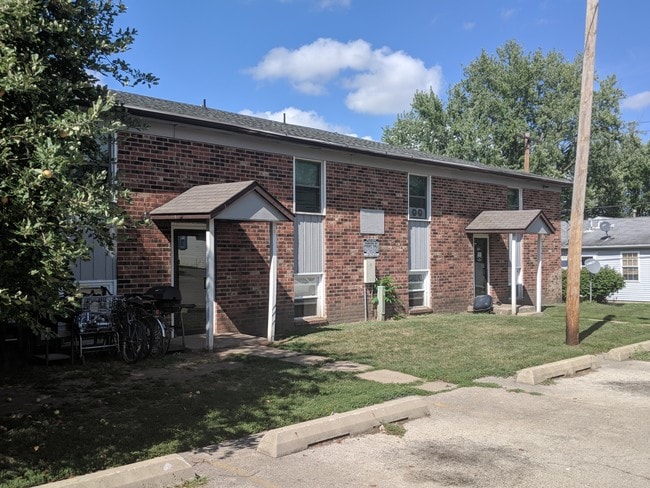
[562,266,625,303]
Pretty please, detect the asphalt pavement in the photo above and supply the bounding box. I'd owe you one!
[183,358,650,488]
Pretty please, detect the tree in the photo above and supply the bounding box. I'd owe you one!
[382,40,647,217]
[382,89,449,155]
[0,0,157,334]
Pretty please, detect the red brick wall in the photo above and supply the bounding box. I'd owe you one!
[116,130,564,335]
[325,163,408,323]
[430,178,505,311]
[117,132,294,335]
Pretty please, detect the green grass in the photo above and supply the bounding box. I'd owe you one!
[0,356,423,488]
[2,302,649,487]
[280,303,650,385]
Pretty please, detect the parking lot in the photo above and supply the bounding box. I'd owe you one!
[185,358,650,487]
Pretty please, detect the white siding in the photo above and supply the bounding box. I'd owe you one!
[408,221,430,271]
[73,235,116,283]
[585,248,650,302]
[294,214,324,274]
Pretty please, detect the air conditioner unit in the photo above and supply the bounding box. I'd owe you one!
[409,207,425,219]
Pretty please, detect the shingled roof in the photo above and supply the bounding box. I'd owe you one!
[466,210,555,234]
[112,90,571,188]
[562,216,650,248]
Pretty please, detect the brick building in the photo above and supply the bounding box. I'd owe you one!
[75,91,570,346]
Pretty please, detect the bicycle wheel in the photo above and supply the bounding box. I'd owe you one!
[145,315,170,358]
[121,319,147,364]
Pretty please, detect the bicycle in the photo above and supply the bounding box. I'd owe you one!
[110,296,151,363]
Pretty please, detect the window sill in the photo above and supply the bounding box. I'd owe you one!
[294,316,328,326]
[409,306,432,315]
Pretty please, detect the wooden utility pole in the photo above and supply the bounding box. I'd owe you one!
[566,0,599,345]
[523,132,531,172]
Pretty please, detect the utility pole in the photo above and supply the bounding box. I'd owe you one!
[523,132,531,173]
[566,0,599,345]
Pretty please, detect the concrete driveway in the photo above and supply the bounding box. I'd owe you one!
[184,358,650,487]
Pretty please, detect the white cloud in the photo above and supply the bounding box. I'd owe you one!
[501,8,516,20]
[463,21,476,31]
[318,0,351,9]
[240,106,354,135]
[622,91,650,110]
[247,38,443,115]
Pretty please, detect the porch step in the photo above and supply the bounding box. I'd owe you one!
[467,304,538,315]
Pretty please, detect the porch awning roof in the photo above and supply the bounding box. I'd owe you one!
[465,210,555,235]
[150,180,294,222]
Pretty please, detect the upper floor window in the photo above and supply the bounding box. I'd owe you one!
[294,159,323,213]
[507,188,522,210]
[622,252,639,281]
[409,174,429,220]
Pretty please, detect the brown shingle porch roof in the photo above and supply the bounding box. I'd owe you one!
[150,180,294,222]
[465,210,555,234]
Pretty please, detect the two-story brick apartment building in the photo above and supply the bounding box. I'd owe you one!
[75,91,569,346]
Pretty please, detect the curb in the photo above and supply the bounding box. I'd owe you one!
[257,395,431,458]
[605,340,650,361]
[516,355,600,385]
[35,454,194,488]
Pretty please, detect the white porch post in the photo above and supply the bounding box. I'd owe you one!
[205,218,215,352]
[536,234,543,313]
[511,233,518,316]
[267,222,278,343]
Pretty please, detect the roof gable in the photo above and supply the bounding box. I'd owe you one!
[466,210,555,234]
[150,181,293,222]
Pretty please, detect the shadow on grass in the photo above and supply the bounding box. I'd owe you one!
[579,314,615,342]
[0,353,415,488]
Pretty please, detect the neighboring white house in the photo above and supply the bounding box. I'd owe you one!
[561,216,650,302]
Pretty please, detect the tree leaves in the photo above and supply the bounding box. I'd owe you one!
[0,0,157,333]
[382,40,649,218]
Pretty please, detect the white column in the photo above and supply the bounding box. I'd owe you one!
[205,218,215,352]
[267,222,278,343]
[511,233,518,316]
[536,234,543,313]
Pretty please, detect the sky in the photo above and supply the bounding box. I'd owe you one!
[105,0,650,142]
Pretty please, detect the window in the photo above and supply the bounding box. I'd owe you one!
[409,174,429,220]
[408,271,427,308]
[295,159,323,213]
[622,252,639,281]
[507,188,522,210]
[294,274,322,317]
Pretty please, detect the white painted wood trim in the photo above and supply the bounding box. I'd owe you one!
[206,219,215,351]
[267,222,278,342]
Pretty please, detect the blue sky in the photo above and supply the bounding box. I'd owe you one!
[106,0,650,141]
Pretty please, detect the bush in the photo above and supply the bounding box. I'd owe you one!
[562,266,625,303]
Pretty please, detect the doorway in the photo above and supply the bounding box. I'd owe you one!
[173,228,206,335]
[473,236,489,296]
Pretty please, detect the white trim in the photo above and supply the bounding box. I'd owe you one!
[267,222,277,342]
[408,173,431,221]
[205,219,215,351]
[293,157,326,216]
[621,251,640,282]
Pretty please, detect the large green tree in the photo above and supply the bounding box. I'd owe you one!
[0,0,156,334]
[383,40,649,217]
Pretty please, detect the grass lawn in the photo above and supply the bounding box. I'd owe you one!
[2,302,649,487]
[280,302,650,385]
